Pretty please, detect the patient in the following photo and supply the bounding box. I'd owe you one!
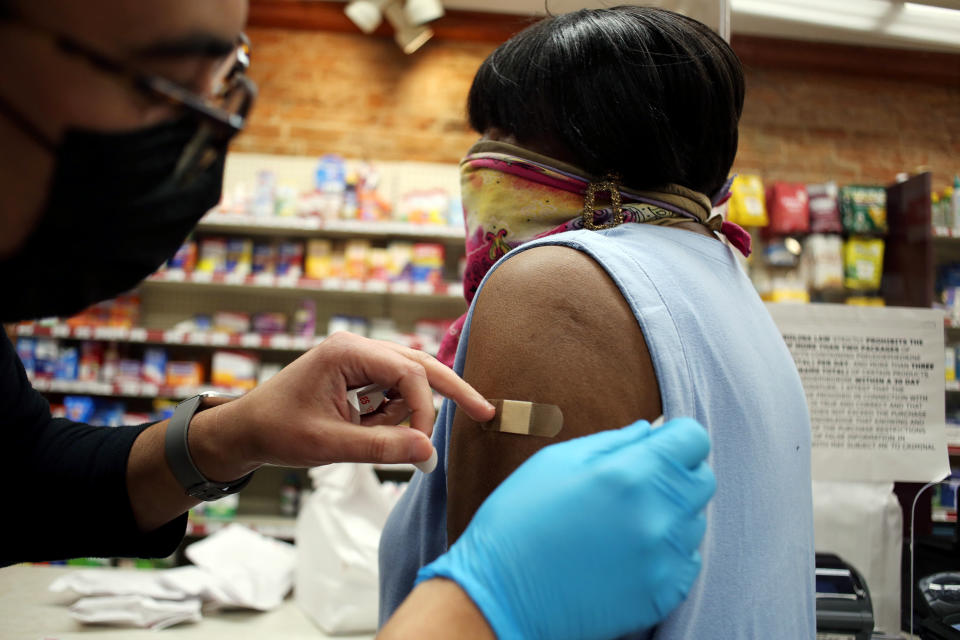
[379,7,815,638]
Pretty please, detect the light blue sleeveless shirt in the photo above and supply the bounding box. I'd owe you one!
[379,224,815,639]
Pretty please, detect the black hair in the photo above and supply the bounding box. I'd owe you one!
[467,6,745,197]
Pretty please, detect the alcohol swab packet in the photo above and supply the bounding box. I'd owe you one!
[346,383,438,474]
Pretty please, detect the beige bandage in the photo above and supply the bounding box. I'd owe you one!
[482,400,564,437]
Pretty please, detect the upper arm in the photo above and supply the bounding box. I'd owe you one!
[446,244,662,543]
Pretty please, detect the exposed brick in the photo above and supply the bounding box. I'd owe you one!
[240,27,960,193]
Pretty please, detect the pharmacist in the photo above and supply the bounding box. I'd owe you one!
[0,2,714,638]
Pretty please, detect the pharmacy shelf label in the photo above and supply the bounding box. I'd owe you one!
[767,303,949,483]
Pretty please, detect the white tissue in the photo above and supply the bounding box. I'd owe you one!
[50,569,186,600]
[185,523,296,611]
[50,524,297,629]
[69,595,201,629]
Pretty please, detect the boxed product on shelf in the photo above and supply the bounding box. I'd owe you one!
[398,189,450,225]
[211,351,259,391]
[91,401,126,427]
[213,311,250,334]
[166,361,204,387]
[168,240,197,272]
[292,300,316,337]
[728,174,768,227]
[55,346,79,381]
[276,241,304,277]
[839,185,887,234]
[142,348,168,385]
[807,182,842,233]
[225,238,253,276]
[64,396,96,422]
[197,238,228,273]
[411,243,445,284]
[344,239,371,280]
[252,169,277,218]
[252,242,276,274]
[843,237,885,290]
[947,346,957,382]
[66,293,141,328]
[78,341,103,382]
[35,338,58,380]
[253,312,287,334]
[766,182,809,235]
[116,358,142,384]
[305,239,333,280]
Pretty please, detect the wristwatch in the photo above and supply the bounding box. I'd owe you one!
[164,393,254,501]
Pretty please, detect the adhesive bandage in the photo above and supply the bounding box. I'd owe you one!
[481,400,564,437]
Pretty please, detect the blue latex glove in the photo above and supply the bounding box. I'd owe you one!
[416,417,715,640]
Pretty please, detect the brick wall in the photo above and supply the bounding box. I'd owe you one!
[237,27,960,191]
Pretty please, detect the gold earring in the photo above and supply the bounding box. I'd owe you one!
[581,172,624,231]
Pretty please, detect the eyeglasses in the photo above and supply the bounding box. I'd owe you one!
[14,21,257,186]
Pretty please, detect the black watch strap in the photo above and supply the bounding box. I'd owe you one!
[164,394,254,501]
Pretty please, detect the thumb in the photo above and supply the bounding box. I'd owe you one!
[320,422,435,464]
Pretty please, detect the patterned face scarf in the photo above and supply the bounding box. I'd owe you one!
[436,139,751,367]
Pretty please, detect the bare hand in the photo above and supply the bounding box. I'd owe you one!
[191,332,495,479]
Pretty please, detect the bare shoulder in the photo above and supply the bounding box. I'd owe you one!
[446,243,662,542]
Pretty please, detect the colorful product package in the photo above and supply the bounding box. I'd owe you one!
[16,337,36,378]
[225,238,254,276]
[64,395,96,423]
[766,182,809,235]
[252,243,276,275]
[213,311,250,334]
[167,240,197,272]
[211,351,259,391]
[142,348,168,385]
[411,243,445,284]
[843,237,885,290]
[152,399,179,421]
[305,239,333,280]
[166,361,204,387]
[845,297,885,307]
[34,338,59,380]
[728,174,768,227]
[252,312,287,334]
[947,347,956,382]
[386,242,413,281]
[808,182,843,233]
[803,234,844,291]
[276,241,304,277]
[56,346,79,381]
[116,358,142,384]
[78,341,103,382]
[344,240,371,280]
[839,185,887,234]
[197,238,228,274]
[292,299,317,337]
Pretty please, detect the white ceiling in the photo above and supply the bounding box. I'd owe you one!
[403,0,960,52]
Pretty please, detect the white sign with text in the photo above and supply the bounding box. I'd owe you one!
[766,303,949,483]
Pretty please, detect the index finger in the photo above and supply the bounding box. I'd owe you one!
[378,342,496,423]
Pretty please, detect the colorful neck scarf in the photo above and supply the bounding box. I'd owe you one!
[436,140,750,367]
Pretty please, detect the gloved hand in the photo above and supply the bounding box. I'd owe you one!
[416,417,715,640]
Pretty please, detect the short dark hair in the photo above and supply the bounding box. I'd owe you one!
[467,6,745,197]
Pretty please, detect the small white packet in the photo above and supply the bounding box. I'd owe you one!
[69,595,201,629]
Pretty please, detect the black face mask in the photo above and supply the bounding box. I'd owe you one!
[0,117,226,322]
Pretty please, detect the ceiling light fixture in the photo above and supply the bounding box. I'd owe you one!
[404,0,445,26]
[344,0,390,34]
[344,0,444,54]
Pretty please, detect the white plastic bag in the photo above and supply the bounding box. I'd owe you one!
[295,464,404,634]
[813,481,903,635]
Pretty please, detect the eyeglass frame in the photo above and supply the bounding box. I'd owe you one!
[7,18,257,184]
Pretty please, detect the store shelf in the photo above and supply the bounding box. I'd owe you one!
[185,513,297,539]
[144,270,465,299]
[198,212,465,242]
[947,380,960,392]
[31,377,244,400]
[16,322,320,353]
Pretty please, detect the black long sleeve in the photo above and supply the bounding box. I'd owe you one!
[1,332,186,566]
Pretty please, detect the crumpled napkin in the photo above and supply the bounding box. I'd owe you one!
[68,595,201,630]
[50,524,296,628]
